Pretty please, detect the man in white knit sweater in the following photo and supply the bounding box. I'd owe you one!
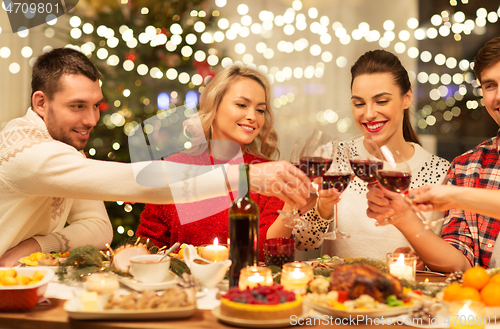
[0,48,311,266]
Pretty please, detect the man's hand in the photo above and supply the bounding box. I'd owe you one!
[393,246,425,271]
[0,238,42,267]
[408,185,457,213]
[249,161,312,207]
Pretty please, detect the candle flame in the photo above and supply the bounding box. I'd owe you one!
[425,278,429,283]
[213,237,219,246]
[396,253,405,265]
[458,302,475,317]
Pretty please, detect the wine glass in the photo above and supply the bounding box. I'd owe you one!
[321,142,353,240]
[278,138,312,230]
[375,144,428,227]
[347,134,384,185]
[299,128,337,180]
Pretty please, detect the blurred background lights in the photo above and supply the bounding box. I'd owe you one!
[9,63,20,74]
[308,7,318,19]
[70,16,82,28]
[0,47,11,58]
[215,0,227,7]
[21,46,32,58]
[185,91,198,108]
[383,20,395,30]
[427,28,438,39]
[194,21,206,33]
[336,56,347,68]
[407,18,419,29]
[420,51,432,62]
[157,92,170,110]
[237,4,249,15]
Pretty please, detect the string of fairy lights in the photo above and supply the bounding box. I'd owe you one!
[1,0,499,134]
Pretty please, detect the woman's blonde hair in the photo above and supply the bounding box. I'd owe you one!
[184,65,279,159]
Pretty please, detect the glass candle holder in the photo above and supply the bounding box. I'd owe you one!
[201,238,229,262]
[264,238,295,269]
[238,266,273,290]
[85,273,119,295]
[280,262,314,294]
[386,253,416,281]
[448,300,486,329]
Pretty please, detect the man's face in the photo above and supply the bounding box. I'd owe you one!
[480,60,500,126]
[43,74,104,150]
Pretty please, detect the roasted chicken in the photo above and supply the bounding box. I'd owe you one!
[329,264,403,302]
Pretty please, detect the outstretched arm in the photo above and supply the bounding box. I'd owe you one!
[410,185,500,219]
[366,184,471,273]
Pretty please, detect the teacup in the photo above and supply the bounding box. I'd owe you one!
[129,254,171,283]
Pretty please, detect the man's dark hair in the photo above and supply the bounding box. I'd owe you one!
[31,48,102,106]
[473,35,500,83]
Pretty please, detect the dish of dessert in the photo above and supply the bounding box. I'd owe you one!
[213,284,307,328]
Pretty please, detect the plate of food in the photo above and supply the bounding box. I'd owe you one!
[304,263,415,319]
[19,252,69,268]
[64,286,196,320]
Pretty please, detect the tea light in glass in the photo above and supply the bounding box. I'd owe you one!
[280,262,314,293]
[201,237,229,262]
[85,273,119,295]
[238,266,273,290]
[448,300,486,329]
[387,253,416,281]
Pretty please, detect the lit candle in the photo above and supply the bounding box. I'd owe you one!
[239,266,273,290]
[201,238,229,262]
[449,301,486,329]
[280,262,313,293]
[85,273,119,295]
[387,253,415,281]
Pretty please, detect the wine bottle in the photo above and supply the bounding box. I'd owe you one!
[228,163,260,288]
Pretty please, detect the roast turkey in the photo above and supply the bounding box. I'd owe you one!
[329,264,403,302]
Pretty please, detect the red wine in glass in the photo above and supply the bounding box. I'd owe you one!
[350,159,383,184]
[377,171,411,194]
[321,173,352,192]
[299,157,333,178]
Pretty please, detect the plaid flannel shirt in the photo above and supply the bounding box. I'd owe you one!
[441,130,500,268]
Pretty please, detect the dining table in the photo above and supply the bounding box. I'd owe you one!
[0,272,447,329]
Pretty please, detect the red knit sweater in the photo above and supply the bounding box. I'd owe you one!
[136,152,284,261]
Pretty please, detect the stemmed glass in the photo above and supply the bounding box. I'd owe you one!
[375,144,429,228]
[346,135,384,185]
[278,138,312,230]
[320,142,353,240]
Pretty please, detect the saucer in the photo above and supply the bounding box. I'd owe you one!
[117,271,178,291]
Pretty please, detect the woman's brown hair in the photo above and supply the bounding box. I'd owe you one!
[350,50,421,145]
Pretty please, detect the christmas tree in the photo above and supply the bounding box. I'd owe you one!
[72,0,222,246]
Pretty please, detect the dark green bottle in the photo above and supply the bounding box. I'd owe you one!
[228,163,259,288]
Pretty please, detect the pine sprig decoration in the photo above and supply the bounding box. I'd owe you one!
[58,245,107,281]
[445,271,463,284]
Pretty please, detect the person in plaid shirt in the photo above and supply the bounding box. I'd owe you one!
[366,35,500,272]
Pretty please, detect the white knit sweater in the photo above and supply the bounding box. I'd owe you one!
[295,136,450,261]
[0,109,231,255]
